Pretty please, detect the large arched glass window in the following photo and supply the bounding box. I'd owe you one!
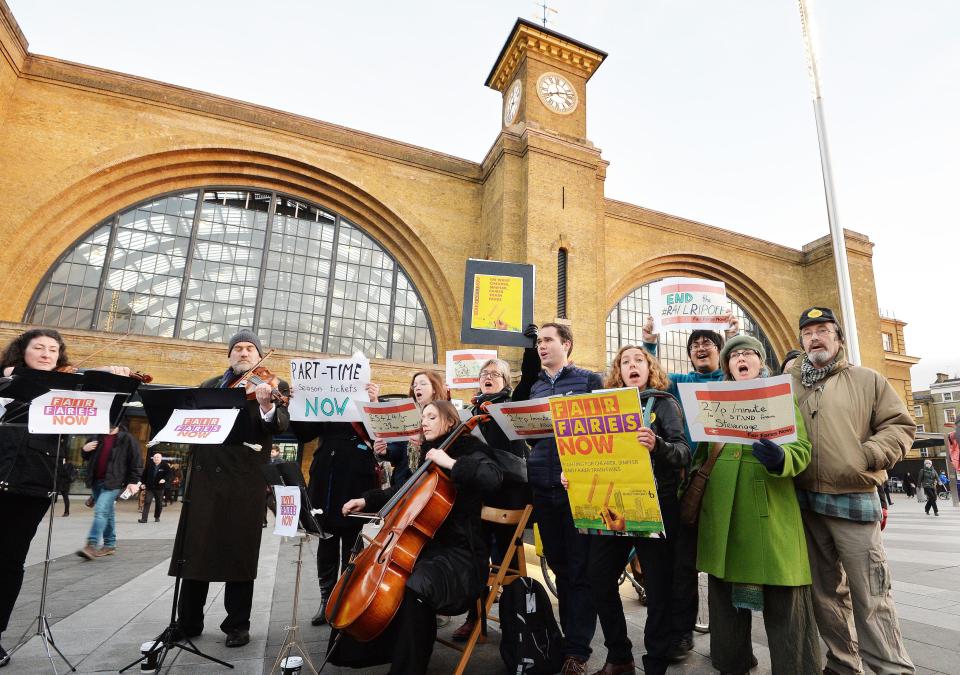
[606,281,778,374]
[28,189,436,362]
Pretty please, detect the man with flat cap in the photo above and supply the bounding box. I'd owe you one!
[789,307,915,674]
[172,329,290,648]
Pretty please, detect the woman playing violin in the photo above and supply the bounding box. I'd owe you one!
[0,328,133,668]
[341,400,502,674]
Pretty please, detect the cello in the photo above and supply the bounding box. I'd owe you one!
[324,413,486,642]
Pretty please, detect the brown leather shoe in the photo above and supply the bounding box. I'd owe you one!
[589,662,635,675]
[76,545,98,561]
[451,618,476,642]
[561,656,588,675]
[96,546,116,557]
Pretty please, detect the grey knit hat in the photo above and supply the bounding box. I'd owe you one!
[228,329,264,357]
[719,334,766,379]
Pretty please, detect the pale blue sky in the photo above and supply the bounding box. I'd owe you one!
[8,0,957,389]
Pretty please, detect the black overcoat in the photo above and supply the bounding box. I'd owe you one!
[0,397,65,498]
[168,375,290,582]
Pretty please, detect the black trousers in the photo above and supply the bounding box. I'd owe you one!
[178,578,255,633]
[924,487,939,514]
[54,490,70,514]
[391,587,437,675]
[316,523,362,596]
[669,522,699,641]
[0,493,51,633]
[141,488,164,521]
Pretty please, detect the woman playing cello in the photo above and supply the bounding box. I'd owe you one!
[340,400,502,673]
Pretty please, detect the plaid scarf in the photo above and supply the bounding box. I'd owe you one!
[800,354,838,388]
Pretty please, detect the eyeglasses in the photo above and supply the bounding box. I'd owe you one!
[690,341,718,351]
[478,370,504,380]
[800,326,836,340]
[728,349,760,360]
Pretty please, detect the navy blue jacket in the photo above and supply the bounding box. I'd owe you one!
[527,365,604,489]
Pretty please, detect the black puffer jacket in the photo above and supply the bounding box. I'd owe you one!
[362,432,502,614]
[295,421,379,528]
[0,400,64,498]
[638,388,690,496]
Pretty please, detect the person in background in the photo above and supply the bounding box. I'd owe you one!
[780,349,804,375]
[56,458,77,517]
[697,335,820,674]
[139,451,170,523]
[919,459,940,516]
[791,307,915,674]
[77,424,143,559]
[269,445,283,464]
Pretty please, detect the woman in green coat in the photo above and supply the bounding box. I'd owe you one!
[693,335,821,675]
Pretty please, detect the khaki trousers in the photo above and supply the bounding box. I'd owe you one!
[802,510,915,675]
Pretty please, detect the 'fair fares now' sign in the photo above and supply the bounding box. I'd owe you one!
[677,375,798,445]
[650,277,730,333]
[28,390,116,435]
[289,354,370,422]
[273,485,301,537]
[150,408,240,445]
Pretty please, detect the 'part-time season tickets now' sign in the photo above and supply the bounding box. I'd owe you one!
[650,277,730,333]
[677,375,798,445]
[28,390,116,435]
[289,354,370,422]
[151,408,241,445]
[551,388,663,536]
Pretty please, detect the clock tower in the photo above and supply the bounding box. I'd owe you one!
[480,20,610,371]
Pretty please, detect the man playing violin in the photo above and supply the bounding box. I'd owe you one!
[172,329,290,649]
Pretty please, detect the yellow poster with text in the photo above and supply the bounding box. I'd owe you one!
[470,274,523,333]
[551,388,664,535]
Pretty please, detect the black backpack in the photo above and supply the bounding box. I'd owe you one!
[498,577,563,675]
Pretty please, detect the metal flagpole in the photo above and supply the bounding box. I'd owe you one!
[797,0,861,366]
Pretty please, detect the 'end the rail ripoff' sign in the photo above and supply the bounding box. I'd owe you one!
[677,375,798,445]
[650,277,730,333]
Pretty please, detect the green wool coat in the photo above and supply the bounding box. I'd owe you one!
[694,403,812,586]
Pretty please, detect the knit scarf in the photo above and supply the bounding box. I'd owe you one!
[799,354,838,388]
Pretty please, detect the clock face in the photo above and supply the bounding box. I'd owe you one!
[536,72,578,115]
[503,80,522,126]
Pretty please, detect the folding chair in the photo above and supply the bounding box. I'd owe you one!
[436,503,533,675]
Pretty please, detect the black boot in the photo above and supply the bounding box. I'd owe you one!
[311,595,329,626]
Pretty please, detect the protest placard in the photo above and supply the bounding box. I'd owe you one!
[550,388,664,536]
[289,353,370,422]
[486,397,555,441]
[650,277,730,333]
[457,407,486,440]
[272,485,301,537]
[460,259,535,348]
[445,349,497,389]
[150,408,240,445]
[677,374,798,445]
[28,390,116,435]
[359,398,422,441]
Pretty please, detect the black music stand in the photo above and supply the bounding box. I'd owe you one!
[119,386,247,673]
[2,369,139,674]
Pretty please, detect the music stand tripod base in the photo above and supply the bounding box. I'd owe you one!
[269,533,318,675]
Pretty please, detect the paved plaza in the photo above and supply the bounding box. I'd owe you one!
[3,495,959,674]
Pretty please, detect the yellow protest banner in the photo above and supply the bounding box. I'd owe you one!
[470,274,523,333]
[550,388,664,535]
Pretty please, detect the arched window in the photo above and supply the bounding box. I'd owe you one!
[606,281,778,374]
[27,189,436,362]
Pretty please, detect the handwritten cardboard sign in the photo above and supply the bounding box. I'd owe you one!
[28,390,116,435]
[445,349,497,390]
[150,408,240,445]
[272,485,301,537]
[359,398,422,442]
[550,388,664,536]
[486,397,555,441]
[650,277,730,333]
[677,375,798,445]
[289,353,370,422]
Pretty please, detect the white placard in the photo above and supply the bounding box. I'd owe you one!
[289,353,370,422]
[359,398,422,442]
[677,375,798,445]
[445,349,497,390]
[150,408,240,445]
[28,390,116,435]
[273,485,301,537]
[650,277,730,333]
[457,408,486,440]
[485,397,555,441]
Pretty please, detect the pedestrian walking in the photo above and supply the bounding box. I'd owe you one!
[55,458,77,516]
[919,460,940,516]
[139,451,170,522]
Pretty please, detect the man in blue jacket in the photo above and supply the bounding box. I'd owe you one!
[528,323,603,675]
[641,314,739,662]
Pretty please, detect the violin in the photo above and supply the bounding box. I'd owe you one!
[324,413,486,641]
[226,350,289,407]
[55,365,153,383]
